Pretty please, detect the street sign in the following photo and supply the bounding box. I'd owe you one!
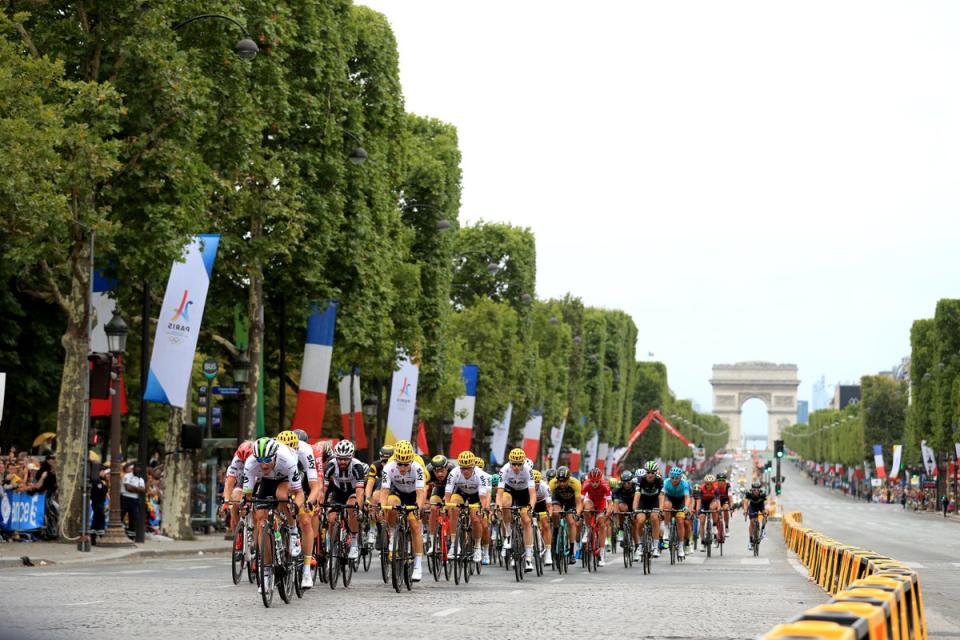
[212,406,221,427]
[212,386,241,396]
[202,358,219,381]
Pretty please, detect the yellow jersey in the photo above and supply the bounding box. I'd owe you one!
[548,477,582,501]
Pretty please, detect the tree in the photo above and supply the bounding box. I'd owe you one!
[629,361,669,465]
[860,375,907,458]
[906,318,937,465]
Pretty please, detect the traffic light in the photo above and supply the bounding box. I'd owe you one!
[774,439,784,459]
[764,460,772,470]
[775,482,782,496]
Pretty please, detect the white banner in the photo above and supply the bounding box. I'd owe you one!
[0,372,5,428]
[143,235,220,408]
[890,444,903,480]
[611,446,629,466]
[596,442,609,471]
[549,419,566,468]
[955,442,960,461]
[90,271,117,354]
[385,353,419,445]
[521,412,543,461]
[489,403,513,466]
[584,430,599,471]
[920,440,937,476]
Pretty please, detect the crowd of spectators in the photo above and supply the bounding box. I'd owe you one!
[1,446,59,540]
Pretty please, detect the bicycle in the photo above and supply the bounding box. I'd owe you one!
[530,510,546,577]
[428,505,452,582]
[249,496,300,608]
[358,506,375,572]
[551,510,576,575]
[221,499,252,585]
[505,506,528,582]
[580,508,603,572]
[637,510,658,575]
[749,511,766,556]
[324,503,357,589]
[701,509,723,558]
[446,502,482,584]
[618,510,636,569]
[384,504,419,592]
[488,509,505,567]
[663,509,685,565]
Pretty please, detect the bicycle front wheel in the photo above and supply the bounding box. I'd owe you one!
[257,523,274,608]
[232,523,245,585]
[328,521,341,590]
[379,524,390,584]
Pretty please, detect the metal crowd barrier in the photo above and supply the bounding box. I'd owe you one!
[758,511,927,640]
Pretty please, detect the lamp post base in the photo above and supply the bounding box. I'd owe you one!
[97,525,136,548]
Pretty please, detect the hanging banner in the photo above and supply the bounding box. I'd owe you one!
[568,448,581,477]
[384,353,419,445]
[596,442,610,472]
[0,372,5,428]
[0,490,45,531]
[889,444,903,480]
[584,430,599,471]
[489,403,513,466]
[873,444,886,479]
[416,420,430,456]
[955,442,960,461]
[521,411,543,461]
[337,371,367,449]
[291,301,337,440]
[549,418,567,468]
[144,235,220,408]
[920,440,938,476]
[449,364,478,458]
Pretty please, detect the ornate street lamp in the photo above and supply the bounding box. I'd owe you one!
[98,310,135,547]
[172,13,259,59]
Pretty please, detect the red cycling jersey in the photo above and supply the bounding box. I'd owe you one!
[700,482,718,501]
[716,481,730,497]
[581,479,612,508]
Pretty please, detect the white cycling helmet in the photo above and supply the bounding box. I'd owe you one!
[333,439,355,459]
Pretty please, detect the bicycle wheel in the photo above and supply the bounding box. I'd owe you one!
[705,520,712,559]
[460,528,471,584]
[391,526,403,593]
[453,527,462,585]
[533,527,543,577]
[642,528,651,575]
[257,523,274,608]
[402,526,413,591]
[590,527,599,572]
[442,530,452,581]
[362,532,373,573]
[232,522,245,585]
[379,524,390,584]
[669,523,677,565]
[622,523,631,569]
[293,556,304,599]
[512,522,524,582]
[342,530,354,588]
[276,526,292,604]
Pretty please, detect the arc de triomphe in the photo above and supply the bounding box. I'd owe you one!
[711,362,800,450]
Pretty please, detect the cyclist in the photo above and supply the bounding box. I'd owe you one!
[744,481,769,551]
[479,458,497,564]
[443,451,491,563]
[364,445,394,545]
[698,474,723,549]
[426,454,455,554]
[242,437,300,593]
[715,471,732,532]
[545,468,557,483]
[581,467,613,566]
[690,482,702,546]
[499,448,537,572]
[275,430,323,589]
[612,469,640,560]
[634,461,663,559]
[548,465,583,559]
[221,440,253,531]
[323,439,367,562]
[380,440,427,581]
[532,469,553,566]
[661,466,691,558]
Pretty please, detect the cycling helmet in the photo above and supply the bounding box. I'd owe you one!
[620,470,634,483]
[430,454,448,469]
[456,451,475,467]
[293,429,309,445]
[717,472,727,481]
[751,481,762,490]
[532,470,542,483]
[379,445,394,461]
[556,466,571,480]
[508,448,526,464]
[588,467,603,480]
[394,441,415,463]
[475,458,485,469]
[704,474,716,483]
[645,461,659,474]
[693,483,702,491]
[668,467,683,479]
[235,440,254,462]
[333,440,355,459]
[253,437,279,461]
[276,430,299,449]
[545,469,557,481]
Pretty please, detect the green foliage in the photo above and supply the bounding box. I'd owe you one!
[451,222,536,311]
[860,375,907,457]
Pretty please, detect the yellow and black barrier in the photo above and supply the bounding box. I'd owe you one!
[759,511,927,640]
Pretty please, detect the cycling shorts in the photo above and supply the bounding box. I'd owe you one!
[638,495,660,511]
[505,486,531,508]
[453,490,481,506]
[390,489,418,507]
[326,486,355,506]
[534,499,548,515]
[665,495,686,511]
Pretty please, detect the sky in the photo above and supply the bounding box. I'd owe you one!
[359,0,960,437]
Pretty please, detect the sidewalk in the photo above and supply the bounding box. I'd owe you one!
[799,471,960,523]
[0,532,229,569]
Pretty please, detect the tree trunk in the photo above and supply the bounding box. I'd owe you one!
[245,265,264,440]
[161,405,194,540]
[55,251,92,542]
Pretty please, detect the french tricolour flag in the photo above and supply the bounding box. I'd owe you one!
[291,301,337,441]
[873,444,886,479]
[338,370,367,450]
[521,411,543,462]
[448,365,478,458]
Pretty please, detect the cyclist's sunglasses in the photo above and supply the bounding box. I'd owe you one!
[510,462,523,467]
[256,456,275,464]
[396,462,411,468]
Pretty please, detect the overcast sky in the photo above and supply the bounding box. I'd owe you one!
[360,0,960,437]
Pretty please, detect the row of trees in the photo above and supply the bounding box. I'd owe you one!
[0,1,725,540]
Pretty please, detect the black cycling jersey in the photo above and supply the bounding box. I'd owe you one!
[613,482,638,505]
[636,475,663,497]
[743,490,767,508]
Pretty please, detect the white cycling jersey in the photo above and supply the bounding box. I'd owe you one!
[225,454,245,480]
[499,460,535,491]
[242,445,299,492]
[291,441,319,484]
[444,466,489,496]
[535,479,552,503]
[382,460,425,493]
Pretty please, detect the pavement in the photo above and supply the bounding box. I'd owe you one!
[0,516,824,640]
[0,533,228,569]
[779,463,960,638]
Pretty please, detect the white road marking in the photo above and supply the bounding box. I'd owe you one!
[172,565,213,571]
[432,608,461,618]
[214,584,236,589]
[509,589,524,595]
[902,561,926,569]
[64,601,106,607]
[741,558,770,565]
[682,555,705,564]
[115,569,154,574]
[951,562,960,568]
[550,578,564,583]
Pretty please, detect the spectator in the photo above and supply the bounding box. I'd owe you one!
[121,462,145,536]
[28,454,58,540]
[942,494,950,517]
[90,466,109,541]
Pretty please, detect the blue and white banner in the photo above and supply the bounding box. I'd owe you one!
[90,270,118,354]
[144,235,220,408]
[449,365,478,458]
[0,490,45,531]
[384,353,419,445]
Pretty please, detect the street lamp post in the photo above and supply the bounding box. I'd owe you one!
[172,14,259,59]
[98,310,135,547]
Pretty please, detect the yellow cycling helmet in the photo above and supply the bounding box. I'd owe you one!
[457,451,475,467]
[475,457,485,469]
[276,430,299,449]
[532,470,542,483]
[508,448,526,464]
[394,441,415,463]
